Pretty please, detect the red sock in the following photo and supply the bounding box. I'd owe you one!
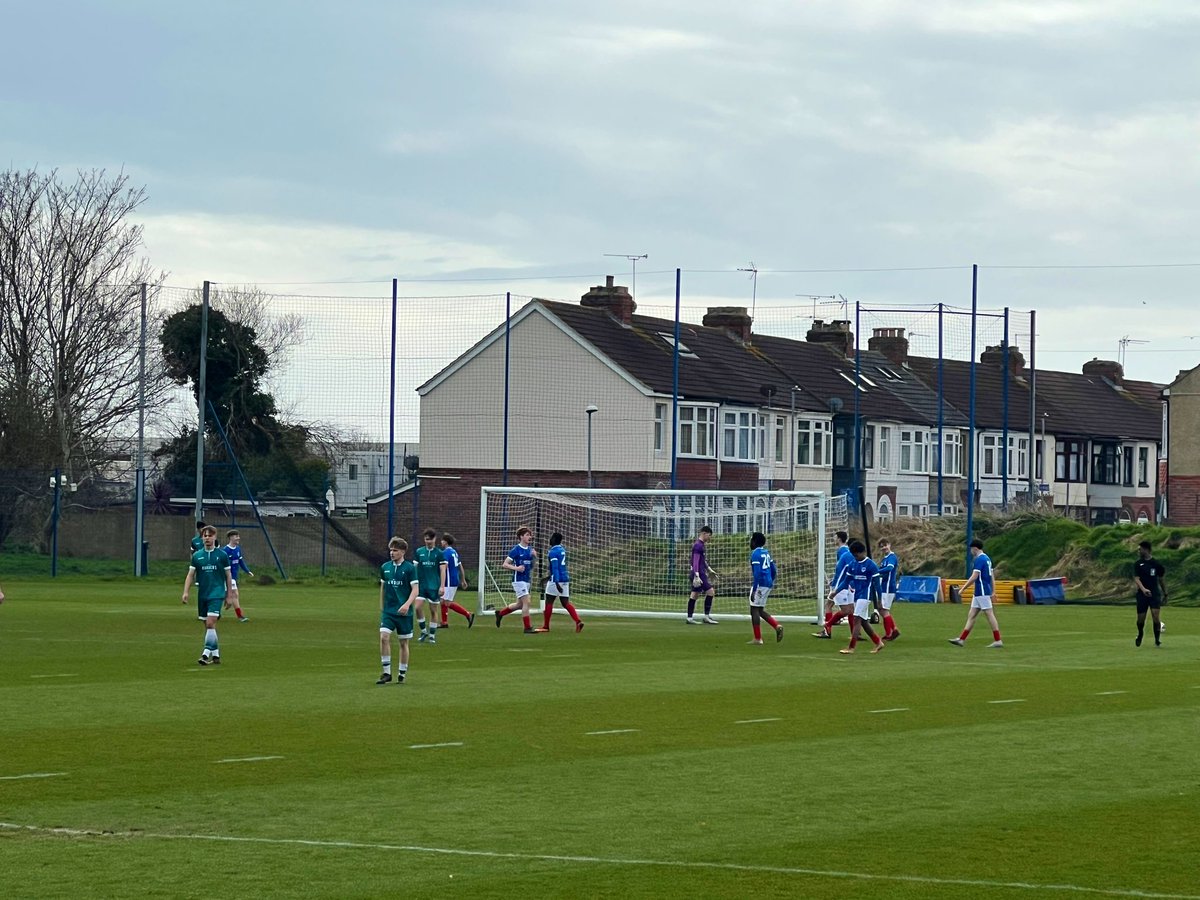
[563,601,581,624]
[498,607,512,619]
[522,615,532,630]
[872,633,883,646]
[753,622,762,640]
[543,604,553,629]
[848,634,858,649]
[441,609,448,626]
[764,614,779,629]
[883,614,895,636]
[959,628,970,640]
[448,602,471,619]
[234,606,244,617]
[993,630,1002,642]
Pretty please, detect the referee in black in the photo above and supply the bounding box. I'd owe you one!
[1132,540,1167,647]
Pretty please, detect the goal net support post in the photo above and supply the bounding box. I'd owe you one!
[477,488,847,624]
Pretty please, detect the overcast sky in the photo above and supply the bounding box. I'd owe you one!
[4,0,1199,398]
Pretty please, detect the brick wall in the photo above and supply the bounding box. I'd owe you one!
[1167,475,1200,525]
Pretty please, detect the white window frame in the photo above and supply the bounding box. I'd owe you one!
[878,426,892,472]
[653,402,667,453]
[678,405,717,458]
[1138,446,1150,487]
[940,431,963,477]
[773,416,786,464]
[721,409,759,462]
[795,418,833,467]
[981,434,1000,477]
[900,429,930,473]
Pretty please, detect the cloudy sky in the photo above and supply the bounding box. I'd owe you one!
[4,0,1200,402]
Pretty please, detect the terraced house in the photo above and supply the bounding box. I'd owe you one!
[379,278,1167,550]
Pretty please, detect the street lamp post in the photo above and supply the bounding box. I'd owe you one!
[585,405,598,488]
[788,386,801,489]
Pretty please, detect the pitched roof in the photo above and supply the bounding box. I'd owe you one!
[540,300,830,411]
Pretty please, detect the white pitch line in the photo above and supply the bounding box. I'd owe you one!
[506,648,542,653]
[869,708,910,714]
[216,756,283,764]
[734,718,781,725]
[1096,691,1128,696]
[30,674,78,679]
[1,822,1196,900]
[0,773,67,781]
[409,742,464,750]
[989,699,1027,705]
[585,729,639,736]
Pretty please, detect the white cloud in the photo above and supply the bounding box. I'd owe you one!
[137,212,529,290]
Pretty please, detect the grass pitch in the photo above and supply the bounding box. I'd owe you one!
[1,578,1197,899]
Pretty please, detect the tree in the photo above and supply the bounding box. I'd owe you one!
[157,297,328,501]
[0,168,169,546]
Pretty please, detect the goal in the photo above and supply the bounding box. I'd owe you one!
[476,488,848,623]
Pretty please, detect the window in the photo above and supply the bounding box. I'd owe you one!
[1035,439,1045,481]
[879,426,892,471]
[1122,445,1135,487]
[1011,437,1029,479]
[774,416,786,464]
[981,434,1000,477]
[678,406,716,457]
[1056,439,1085,482]
[759,414,768,462]
[900,429,929,473]
[722,410,759,461]
[658,333,697,358]
[834,424,875,469]
[862,424,875,469]
[1091,441,1120,485]
[1138,447,1150,487]
[653,403,667,452]
[796,419,832,467]
[939,431,963,476]
[898,504,911,517]
[347,463,359,481]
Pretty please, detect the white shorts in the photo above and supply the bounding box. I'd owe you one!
[853,597,873,620]
[544,581,570,598]
[749,586,771,608]
[443,586,457,602]
[880,592,895,610]
[834,588,853,607]
[380,626,414,640]
[512,581,531,598]
[971,593,993,610]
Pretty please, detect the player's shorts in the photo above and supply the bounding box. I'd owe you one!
[443,586,457,602]
[970,593,993,610]
[833,588,853,607]
[419,585,440,602]
[197,597,224,619]
[1135,593,1162,614]
[880,592,895,610]
[512,581,531,598]
[691,574,712,593]
[544,581,570,598]
[749,586,771,608]
[853,597,873,620]
[380,611,414,639]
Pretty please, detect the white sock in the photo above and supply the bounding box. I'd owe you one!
[381,656,391,674]
[399,663,408,673]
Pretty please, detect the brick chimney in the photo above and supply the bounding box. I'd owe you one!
[1083,358,1124,385]
[806,319,854,356]
[580,275,636,324]
[980,343,1026,374]
[868,327,909,366]
[703,306,752,343]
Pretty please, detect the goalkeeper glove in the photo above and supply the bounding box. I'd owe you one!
[691,573,702,589]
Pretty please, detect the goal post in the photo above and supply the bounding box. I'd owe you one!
[477,487,848,624]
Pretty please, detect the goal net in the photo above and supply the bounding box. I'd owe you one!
[477,488,848,623]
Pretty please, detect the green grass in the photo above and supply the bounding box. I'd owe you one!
[1,578,1198,899]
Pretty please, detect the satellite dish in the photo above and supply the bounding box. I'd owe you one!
[829,397,844,413]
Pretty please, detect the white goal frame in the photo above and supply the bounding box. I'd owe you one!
[477,487,841,624]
